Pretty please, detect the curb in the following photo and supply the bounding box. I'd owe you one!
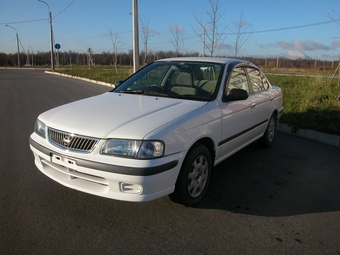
[277,123,340,149]
[44,71,340,149]
[45,71,115,88]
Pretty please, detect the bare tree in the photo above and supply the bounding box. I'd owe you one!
[140,16,153,64]
[193,0,228,57]
[327,10,340,26]
[168,24,185,56]
[230,11,251,57]
[107,27,123,71]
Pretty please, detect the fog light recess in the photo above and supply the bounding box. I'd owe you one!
[120,182,143,194]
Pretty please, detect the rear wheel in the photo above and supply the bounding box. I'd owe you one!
[169,144,212,207]
[259,113,277,148]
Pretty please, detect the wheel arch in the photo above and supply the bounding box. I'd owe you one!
[170,137,215,206]
[271,109,279,123]
[272,109,278,118]
[189,137,216,164]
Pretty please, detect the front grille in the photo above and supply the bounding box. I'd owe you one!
[48,128,99,153]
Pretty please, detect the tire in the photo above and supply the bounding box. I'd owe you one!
[169,144,212,207]
[258,112,277,148]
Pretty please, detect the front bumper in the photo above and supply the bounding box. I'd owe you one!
[29,134,182,202]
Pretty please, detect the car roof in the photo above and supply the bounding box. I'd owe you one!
[156,57,253,65]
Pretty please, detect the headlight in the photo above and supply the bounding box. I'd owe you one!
[138,141,164,158]
[101,139,164,159]
[34,119,46,138]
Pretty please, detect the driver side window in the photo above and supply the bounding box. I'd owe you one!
[138,66,168,87]
[226,67,249,96]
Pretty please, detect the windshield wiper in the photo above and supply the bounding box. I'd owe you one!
[170,94,210,101]
[116,90,169,97]
[142,90,169,97]
[116,90,144,94]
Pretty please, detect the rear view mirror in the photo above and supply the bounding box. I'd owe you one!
[225,88,248,102]
[115,80,124,87]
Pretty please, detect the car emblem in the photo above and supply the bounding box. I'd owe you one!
[63,135,72,146]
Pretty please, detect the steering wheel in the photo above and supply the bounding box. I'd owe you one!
[150,84,167,93]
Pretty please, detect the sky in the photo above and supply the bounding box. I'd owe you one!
[1,0,340,61]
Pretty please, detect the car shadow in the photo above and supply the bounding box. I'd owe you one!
[195,132,340,216]
[280,109,340,137]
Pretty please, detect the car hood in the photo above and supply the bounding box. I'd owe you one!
[39,92,207,139]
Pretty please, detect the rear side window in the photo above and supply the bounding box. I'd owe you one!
[260,72,270,90]
[246,68,269,93]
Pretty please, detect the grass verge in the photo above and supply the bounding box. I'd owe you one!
[56,65,133,84]
[267,74,340,136]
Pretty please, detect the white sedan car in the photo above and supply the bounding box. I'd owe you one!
[30,57,283,206]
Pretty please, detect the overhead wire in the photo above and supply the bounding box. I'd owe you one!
[231,18,340,35]
[147,18,340,47]
[0,0,76,25]
[53,0,76,18]
[1,11,339,47]
[2,12,339,32]
[0,19,47,25]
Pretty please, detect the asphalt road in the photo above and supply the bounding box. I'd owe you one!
[1,69,340,255]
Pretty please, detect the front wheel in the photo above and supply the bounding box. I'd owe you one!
[169,144,212,207]
[258,113,277,148]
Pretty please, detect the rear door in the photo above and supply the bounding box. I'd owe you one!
[246,67,273,130]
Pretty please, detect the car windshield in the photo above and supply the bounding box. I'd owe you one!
[113,61,223,101]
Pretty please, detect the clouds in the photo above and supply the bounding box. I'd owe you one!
[284,50,308,59]
[259,43,277,49]
[277,40,330,51]
[273,39,339,59]
[331,40,340,48]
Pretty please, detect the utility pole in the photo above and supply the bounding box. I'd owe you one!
[28,45,34,66]
[38,0,54,70]
[314,54,318,69]
[87,47,94,69]
[6,25,20,67]
[132,0,140,72]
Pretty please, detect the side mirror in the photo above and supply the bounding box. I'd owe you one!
[115,80,124,87]
[225,88,248,102]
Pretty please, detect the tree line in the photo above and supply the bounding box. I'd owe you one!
[0,50,200,67]
[0,50,337,70]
